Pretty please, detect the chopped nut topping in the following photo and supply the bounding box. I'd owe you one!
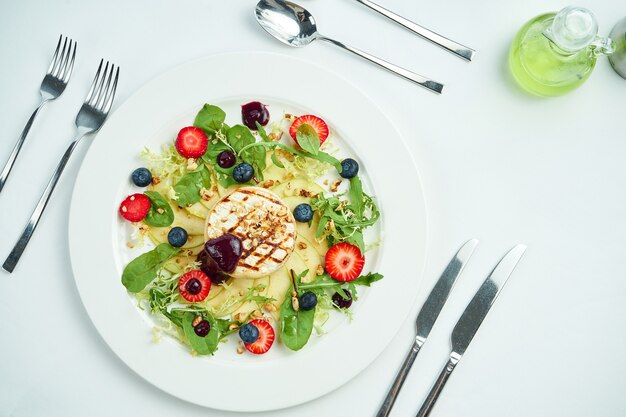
[316,265,324,275]
[263,303,277,312]
[187,158,198,171]
[284,113,296,121]
[262,180,275,188]
[228,323,239,331]
[152,176,161,185]
[268,132,282,141]
[192,316,203,327]
[126,242,134,249]
[251,309,264,319]
[297,242,308,250]
[291,296,299,312]
[239,290,245,297]
[200,187,215,201]
[323,179,329,186]
[156,208,165,214]
[330,179,342,192]
[237,346,245,354]
[291,291,297,297]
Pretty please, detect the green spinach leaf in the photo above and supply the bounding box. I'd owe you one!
[173,165,211,206]
[144,191,174,227]
[122,243,179,293]
[227,125,256,152]
[193,104,226,134]
[295,124,320,155]
[228,124,266,178]
[279,288,315,351]
[182,312,220,355]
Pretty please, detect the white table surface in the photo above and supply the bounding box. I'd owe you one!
[1,0,625,416]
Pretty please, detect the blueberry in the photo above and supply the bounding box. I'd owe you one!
[239,323,259,344]
[131,167,152,187]
[217,150,236,168]
[168,227,188,248]
[194,320,211,337]
[293,203,313,222]
[339,158,359,179]
[332,290,353,309]
[300,291,318,311]
[185,278,202,295]
[233,162,254,183]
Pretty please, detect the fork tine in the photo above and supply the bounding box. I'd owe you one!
[96,64,114,110]
[61,40,77,83]
[57,38,73,81]
[91,61,110,106]
[51,36,68,77]
[47,35,63,74]
[84,59,104,104]
[102,66,119,114]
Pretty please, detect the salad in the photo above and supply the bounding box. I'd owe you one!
[118,101,382,356]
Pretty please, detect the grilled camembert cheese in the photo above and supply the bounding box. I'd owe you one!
[205,186,296,279]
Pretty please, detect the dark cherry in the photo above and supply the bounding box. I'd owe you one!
[185,278,202,295]
[332,290,353,309]
[217,150,236,168]
[241,101,269,130]
[204,234,243,273]
[194,320,211,337]
[196,250,229,284]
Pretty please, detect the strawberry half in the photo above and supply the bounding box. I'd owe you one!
[244,319,275,354]
[175,126,208,158]
[178,270,211,303]
[289,115,329,146]
[119,193,150,222]
[325,242,365,282]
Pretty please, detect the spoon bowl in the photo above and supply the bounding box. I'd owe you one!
[255,0,318,48]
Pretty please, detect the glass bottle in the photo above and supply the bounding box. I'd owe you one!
[509,6,615,96]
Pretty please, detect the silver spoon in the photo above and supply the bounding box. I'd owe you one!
[255,0,444,94]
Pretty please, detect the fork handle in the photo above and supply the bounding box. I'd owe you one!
[2,135,82,273]
[354,0,476,62]
[376,339,423,417]
[0,101,47,194]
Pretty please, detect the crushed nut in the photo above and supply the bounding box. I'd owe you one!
[268,132,282,141]
[200,187,215,201]
[239,290,245,297]
[233,312,245,323]
[284,113,296,121]
[126,242,134,249]
[262,180,275,188]
[251,310,264,319]
[263,303,277,312]
[291,291,297,298]
[187,158,198,171]
[316,264,324,275]
[152,176,161,185]
[228,323,239,331]
[330,179,342,192]
[291,296,300,312]
[237,346,245,354]
[192,316,203,327]
[323,179,329,186]
[156,208,165,214]
[298,241,308,250]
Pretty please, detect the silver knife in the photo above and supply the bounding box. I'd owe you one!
[376,238,479,417]
[415,244,527,417]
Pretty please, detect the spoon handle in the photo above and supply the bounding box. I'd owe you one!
[317,36,444,93]
[354,0,475,61]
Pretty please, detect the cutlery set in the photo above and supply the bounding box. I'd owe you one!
[1,35,119,273]
[255,0,476,93]
[377,240,527,417]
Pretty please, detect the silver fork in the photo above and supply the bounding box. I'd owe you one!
[3,60,119,273]
[0,35,77,194]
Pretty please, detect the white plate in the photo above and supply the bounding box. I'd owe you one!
[69,51,428,412]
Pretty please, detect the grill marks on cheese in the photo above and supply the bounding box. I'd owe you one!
[205,187,296,279]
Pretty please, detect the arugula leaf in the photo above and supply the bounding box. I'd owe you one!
[237,141,341,173]
[256,122,271,142]
[270,151,285,168]
[173,165,211,206]
[122,243,179,293]
[182,312,220,355]
[351,272,384,286]
[144,191,174,227]
[193,104,226,134]
[295,124,320,155]
[349,176,364,218]
[298,272,384,292]
[279,287,315,351]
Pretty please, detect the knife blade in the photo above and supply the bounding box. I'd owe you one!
[415,244,527,417]
[376,238,479,417]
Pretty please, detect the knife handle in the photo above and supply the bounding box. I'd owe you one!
[376,340,423,417]
[415,356,458,417]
